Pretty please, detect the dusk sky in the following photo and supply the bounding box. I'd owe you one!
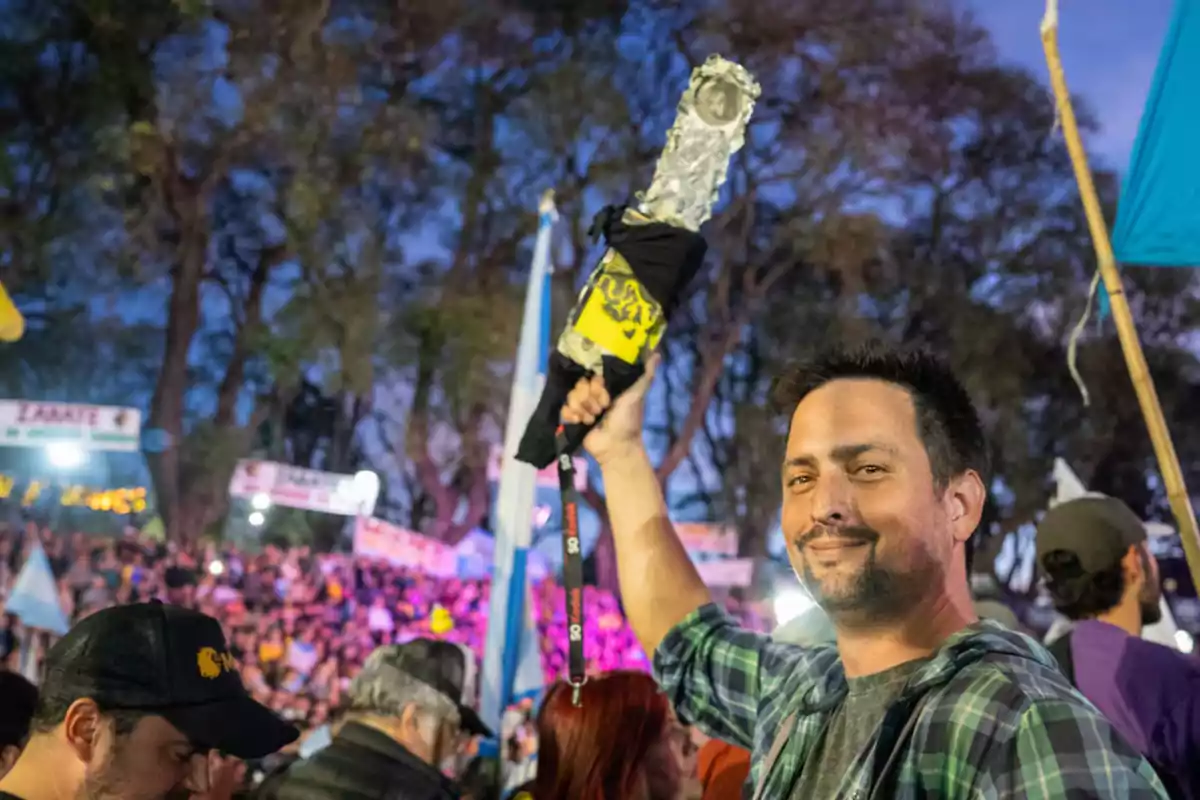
[965,0,1174,169]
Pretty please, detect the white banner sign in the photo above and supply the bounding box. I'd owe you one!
[0,401,141,452]
[675,522,739,557]
[354,517,458,578]
[695,558,754,587]
[228,460,378,517]
[487,446,588,490]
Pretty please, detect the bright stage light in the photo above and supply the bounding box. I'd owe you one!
[46,441,86,469]
[1176,629,1194,654]
[248,511,265,527]
[208,560,225,576]
[251,492,272,511]
[773,588,816,626]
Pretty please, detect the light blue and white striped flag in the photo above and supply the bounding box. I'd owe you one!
[481,191,558,735]
[7,540,70,637]
[7,539,70,684]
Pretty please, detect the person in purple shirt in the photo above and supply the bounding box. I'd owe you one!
[1037,495,1199,799]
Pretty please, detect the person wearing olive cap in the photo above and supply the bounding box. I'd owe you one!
[0,601,297,800]
[262,639,492,800]
[1038,495,1200,799]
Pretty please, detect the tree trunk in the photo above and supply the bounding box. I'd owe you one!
[146,173,208,543]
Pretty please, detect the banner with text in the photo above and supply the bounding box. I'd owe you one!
[353,517,458,578]
[228,460,378,517]
[675,522,739,558]
[695,558,753,588]
[0,401,141,452]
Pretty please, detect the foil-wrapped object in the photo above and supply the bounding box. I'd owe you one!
[557,56,761,371]
[640,55,761,231]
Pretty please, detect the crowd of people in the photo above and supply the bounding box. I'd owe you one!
[0,524,766,745]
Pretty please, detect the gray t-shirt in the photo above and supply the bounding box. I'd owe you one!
[789,657,929,799]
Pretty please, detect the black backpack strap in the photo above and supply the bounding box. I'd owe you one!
[1046,631,1077,686]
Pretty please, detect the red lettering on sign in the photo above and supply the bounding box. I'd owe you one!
[15,403,102,427]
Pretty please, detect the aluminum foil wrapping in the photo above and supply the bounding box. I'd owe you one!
[638,55,761,231]
[558,55,761,370]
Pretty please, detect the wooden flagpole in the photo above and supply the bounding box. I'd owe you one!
[1041,0,1200,592]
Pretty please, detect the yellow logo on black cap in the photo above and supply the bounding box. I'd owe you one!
[197,646,237,679]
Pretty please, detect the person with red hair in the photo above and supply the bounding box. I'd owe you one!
[532,671,686,800]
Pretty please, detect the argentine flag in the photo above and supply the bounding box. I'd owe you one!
[481,192,558,735]
[7,539,70,683]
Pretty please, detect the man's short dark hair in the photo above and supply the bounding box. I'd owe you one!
[1041,550,1130,620]
[771,342,990,489]
[0,671,38,748]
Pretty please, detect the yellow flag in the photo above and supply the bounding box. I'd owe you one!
[0,281,24,342]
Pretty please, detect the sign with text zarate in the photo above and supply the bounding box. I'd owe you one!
[0,401,141,452]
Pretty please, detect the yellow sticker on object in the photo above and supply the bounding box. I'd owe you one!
[570,249,664,364]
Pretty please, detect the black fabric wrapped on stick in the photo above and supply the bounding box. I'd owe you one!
[515,205,708,468]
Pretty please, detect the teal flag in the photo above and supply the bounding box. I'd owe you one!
[1112,0,1200,267]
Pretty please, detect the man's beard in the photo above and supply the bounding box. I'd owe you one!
[796,524,936,623]
[1138,549,1163,626]
[1140,584,1163,626]
[76,745,191,800]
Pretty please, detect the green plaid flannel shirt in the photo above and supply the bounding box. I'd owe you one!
[653,603,1168,798]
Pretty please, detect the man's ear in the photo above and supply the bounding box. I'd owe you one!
[398,704,422,737]
[1122,544,1145,588]
[946,469,986,545]
[62,698,103,763]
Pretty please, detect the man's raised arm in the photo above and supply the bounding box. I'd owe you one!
[562,358,828,753]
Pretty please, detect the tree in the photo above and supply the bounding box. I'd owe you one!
[364,6,639,545]
[6,0,1198,592]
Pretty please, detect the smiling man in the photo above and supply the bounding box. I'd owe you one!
[562,343,1166,798]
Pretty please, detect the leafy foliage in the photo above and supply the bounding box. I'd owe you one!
[2,0,1198,606]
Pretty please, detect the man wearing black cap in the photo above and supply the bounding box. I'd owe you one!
[0,672,37,780]
[0,601,297,800]
[263,639,492,800]
[1038,495,1200,799]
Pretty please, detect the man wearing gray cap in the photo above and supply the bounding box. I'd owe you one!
[263,639,492,800]
[1038,495,1200,799]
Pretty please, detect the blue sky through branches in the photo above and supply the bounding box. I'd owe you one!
[965,0,1172,168]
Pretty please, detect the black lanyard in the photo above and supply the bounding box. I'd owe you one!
[555,425,587,705]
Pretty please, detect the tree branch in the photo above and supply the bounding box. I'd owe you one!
[655,323,743,481]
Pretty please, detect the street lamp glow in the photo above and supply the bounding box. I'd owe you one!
[251,492,272,511]
[352,470,381,515]
[248,511,265,527]
[773,588,816,627]
[46,441,86,469]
